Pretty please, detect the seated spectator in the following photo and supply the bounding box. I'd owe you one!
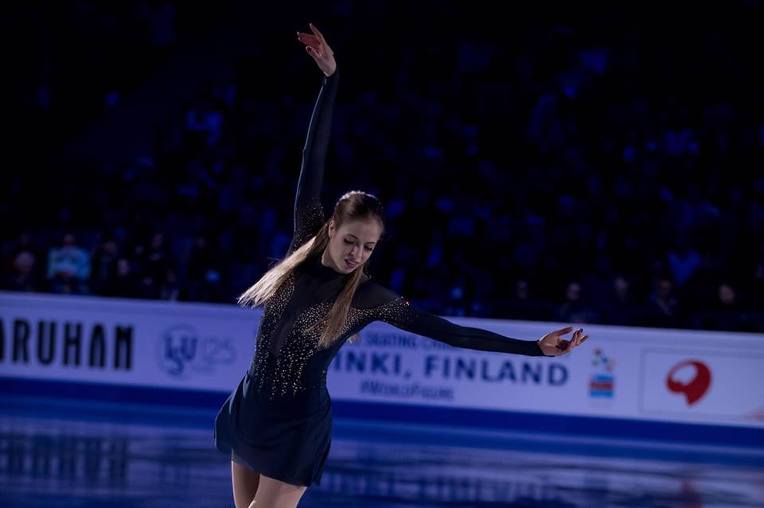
[47,233,91,294]
[644,276,682,328]
[4,250,39,292]
[692,282,752,332]
[601,275,639,325]
[503,279,553,322]
[103,258,139,298]
[91,239,120,295]
[556,281,599,324]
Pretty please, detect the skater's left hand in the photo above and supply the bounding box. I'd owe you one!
[537,326,588,356]
[297,23,336,77]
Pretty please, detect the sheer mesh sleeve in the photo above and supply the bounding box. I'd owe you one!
[355,281,547,356]
[287,71,339,255]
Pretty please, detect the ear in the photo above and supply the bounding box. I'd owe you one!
[327,220,335,238]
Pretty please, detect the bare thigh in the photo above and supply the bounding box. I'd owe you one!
[252,474,308,508]
[231,459,260,508]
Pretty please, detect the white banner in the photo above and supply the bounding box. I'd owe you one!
[2,291,763,430]
[0,292,255,392]
[329,320,764,428]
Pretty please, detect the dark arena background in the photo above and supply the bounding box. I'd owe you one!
[1,2,763,507]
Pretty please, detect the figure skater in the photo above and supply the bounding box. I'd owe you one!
[214,23,589,508]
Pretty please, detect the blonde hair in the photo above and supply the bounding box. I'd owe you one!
[238,191,384,349]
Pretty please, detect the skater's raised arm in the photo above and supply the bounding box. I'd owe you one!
[287,24,339,255]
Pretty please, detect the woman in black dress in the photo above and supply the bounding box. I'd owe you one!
[214,24,590,508]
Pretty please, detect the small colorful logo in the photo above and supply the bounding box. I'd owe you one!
[589,348,615,398]
[666,359,712,406]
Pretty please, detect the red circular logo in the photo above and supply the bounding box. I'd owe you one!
[666,360,712,406]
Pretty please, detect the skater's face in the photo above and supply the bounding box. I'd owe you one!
[324,218,382,274]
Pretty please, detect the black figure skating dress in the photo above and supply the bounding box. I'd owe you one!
[213,71,548,487]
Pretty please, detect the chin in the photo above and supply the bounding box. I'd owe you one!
[341,261,360,272]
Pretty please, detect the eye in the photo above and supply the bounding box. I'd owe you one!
[364,246,374,252]
[343,239,354,245]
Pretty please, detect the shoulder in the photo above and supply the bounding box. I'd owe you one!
[352,278,404,310]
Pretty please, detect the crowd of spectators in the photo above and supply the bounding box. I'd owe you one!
[3,1,763,333]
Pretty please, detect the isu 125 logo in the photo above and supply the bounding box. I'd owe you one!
[157,324,236,378]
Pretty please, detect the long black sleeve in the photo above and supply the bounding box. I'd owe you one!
[354,282,548,356]
[287,71,339,255]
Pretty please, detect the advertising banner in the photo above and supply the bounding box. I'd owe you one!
[2,292,763,431]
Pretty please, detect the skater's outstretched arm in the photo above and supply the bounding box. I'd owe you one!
[354,282,589,357]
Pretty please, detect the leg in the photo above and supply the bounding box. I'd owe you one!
[252,474,308,508]
[231,458,260,508]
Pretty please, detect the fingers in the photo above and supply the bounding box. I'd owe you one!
[309,22,326,44]
[551,326,573,337]
[297,33,322,56]
[297,33,323,64]
[306,23,333,57]
[566,330,589,351]
[540,326,590,356]
[297,32,320,47]
[554,328,589,355]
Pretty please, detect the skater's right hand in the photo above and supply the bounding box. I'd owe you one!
[297,23,336,77]
[537,326,588,356]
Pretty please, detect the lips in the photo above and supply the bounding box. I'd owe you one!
[345,259,358,268]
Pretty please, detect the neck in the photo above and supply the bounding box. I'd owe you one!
[320,249,342,273]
